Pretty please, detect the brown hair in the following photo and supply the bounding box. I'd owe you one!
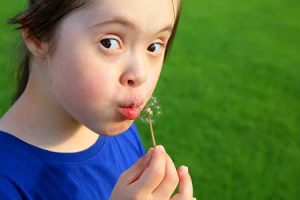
[8,0,182,103]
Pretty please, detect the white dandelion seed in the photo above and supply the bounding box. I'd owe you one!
[140,96,162,147]
[140,96,162,124]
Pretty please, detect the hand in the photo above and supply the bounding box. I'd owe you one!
[110,145,194,200]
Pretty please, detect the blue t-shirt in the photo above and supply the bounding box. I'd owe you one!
[0,124,145,200]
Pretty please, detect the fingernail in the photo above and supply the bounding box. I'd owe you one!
[181,166,189,175]
[147,147,154,153]
[145,148,154,157]
[156,145,165,153]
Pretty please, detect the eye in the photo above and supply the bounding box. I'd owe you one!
[147,43,164,54]
[99,38,121,50]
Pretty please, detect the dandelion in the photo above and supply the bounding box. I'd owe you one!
[140,96,161,147]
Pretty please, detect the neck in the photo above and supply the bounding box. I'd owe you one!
[0,73,99,153]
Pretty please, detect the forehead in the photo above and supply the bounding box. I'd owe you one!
[76,0,178,32]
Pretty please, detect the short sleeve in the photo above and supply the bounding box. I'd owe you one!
[130,124,146,156]
[0,175,25,200]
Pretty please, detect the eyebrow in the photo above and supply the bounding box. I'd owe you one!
[91,17,174,34]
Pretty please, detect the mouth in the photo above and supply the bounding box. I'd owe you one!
[118,101,143,120]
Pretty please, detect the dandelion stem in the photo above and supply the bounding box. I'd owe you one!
[146,110,156,147]
[149,120,156,147]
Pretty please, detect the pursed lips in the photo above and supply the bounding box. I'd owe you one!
[118,100,144,120]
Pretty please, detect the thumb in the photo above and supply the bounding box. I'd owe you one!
[120,148,154,185]
[171,166,194,200]
[177,166,193,195]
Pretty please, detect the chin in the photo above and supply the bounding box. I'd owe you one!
[97,120,134,136]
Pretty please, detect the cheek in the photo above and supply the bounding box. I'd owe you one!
[48,42,117,116]
[151,60,163,85]
[49,28,107,99]
[144,62,164,99]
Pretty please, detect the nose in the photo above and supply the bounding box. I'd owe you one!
[120,51,147,87]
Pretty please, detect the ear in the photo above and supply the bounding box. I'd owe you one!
[21,28,48,58]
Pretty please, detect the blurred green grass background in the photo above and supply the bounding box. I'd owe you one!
[1,0,300,199]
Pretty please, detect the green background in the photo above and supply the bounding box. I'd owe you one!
[1,0,300,199]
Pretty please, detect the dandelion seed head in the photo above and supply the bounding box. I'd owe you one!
[145,107,153,116]
[139,96,162,124]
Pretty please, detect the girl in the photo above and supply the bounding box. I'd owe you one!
[0,0,194,199]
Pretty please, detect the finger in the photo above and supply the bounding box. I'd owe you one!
[170,166,193,200]
[120,148,154,185]
[131,145,167,193]
[177,166,193,196]
[152,153,179,199]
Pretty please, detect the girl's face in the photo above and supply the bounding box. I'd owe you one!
[47,0,177,135]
